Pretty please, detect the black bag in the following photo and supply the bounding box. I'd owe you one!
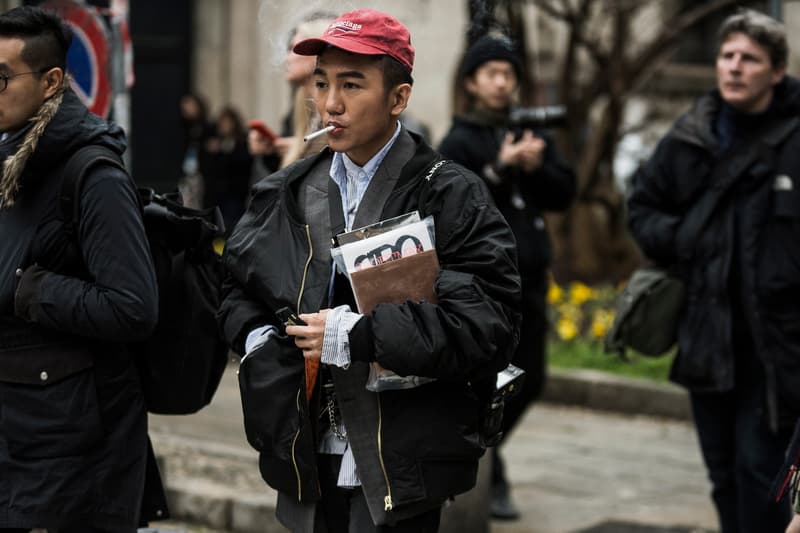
[59,145,229,415]
[604,267,685,357]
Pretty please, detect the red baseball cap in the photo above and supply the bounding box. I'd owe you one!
[292,8,414,73]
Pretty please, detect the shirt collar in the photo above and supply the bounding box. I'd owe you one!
[330,121,402,192]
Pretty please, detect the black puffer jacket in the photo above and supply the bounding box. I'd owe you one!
[439,112,575,281]
[0,88,158,529]
[220,131,521,525]
[628,77,800,430]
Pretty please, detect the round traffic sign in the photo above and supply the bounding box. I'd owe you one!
[41,1,112,118]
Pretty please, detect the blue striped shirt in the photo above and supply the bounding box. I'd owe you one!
[319,121,402,488]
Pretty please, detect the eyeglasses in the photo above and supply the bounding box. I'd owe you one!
[0,68,50,93]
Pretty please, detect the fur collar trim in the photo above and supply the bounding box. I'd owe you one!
[0,79,68,209]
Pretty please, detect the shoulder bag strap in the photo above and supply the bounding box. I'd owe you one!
[676,117,799,259]
[327,177,346,246]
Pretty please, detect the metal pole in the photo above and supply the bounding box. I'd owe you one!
[768,0,783,22]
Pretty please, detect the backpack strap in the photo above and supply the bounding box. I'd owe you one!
[675,116,800,261]
[59,145,125,240]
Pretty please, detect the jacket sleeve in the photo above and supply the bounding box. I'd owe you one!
[627,137,684,265]
[218,274,271,356]
[349,169,522,381]
[14,165,158,341]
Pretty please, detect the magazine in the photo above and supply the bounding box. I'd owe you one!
[330,211,439,391]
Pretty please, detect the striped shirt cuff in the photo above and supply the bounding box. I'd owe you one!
[321,305,362,370]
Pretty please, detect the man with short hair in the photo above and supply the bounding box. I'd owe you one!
[0,6,159,532]
[220,8,521,532]
[439,34,575,520]
[628,9,799,532]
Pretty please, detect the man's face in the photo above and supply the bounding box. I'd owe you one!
[0,37,51,133]
[313,47,410,166]
[716,32,785,114]
[286,34,317,86]
[466,60,517,112]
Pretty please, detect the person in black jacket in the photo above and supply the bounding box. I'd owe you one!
[0,7,160,532]
[202,106,253,231]
[628,10,799,533]
[219,8,521,533]
[439,34,576,520]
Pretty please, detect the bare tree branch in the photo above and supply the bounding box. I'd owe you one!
[627,0,738,86]
[532,0,608,67]
[532,0,570,21]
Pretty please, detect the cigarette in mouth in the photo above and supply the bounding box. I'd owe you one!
[303,125,335,142]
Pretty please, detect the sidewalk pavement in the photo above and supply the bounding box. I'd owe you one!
[148,365,716,533]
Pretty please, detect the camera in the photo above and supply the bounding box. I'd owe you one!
[508,105,567,130]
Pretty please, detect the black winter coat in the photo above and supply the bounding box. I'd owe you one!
[628,77,800,430]
[220,130,521,526]
[439,113,575,284]
[0,89,158,529]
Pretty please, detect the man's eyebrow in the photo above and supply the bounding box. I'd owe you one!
[313,67,367,80]
[335,70,366,80]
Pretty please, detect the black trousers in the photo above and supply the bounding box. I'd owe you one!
[315,453,441,533]
[500,281,547,438]
[492,278,547,488]
[691,385,792,533]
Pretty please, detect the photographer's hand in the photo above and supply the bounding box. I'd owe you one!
[497,131,546,173]
[497,132,520,168]
[517,130,546,173]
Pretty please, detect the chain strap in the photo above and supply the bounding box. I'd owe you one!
[324,383,347,440]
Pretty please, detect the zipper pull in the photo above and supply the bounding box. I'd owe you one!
[384,495,393,511]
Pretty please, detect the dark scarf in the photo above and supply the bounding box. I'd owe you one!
[714,99,776,153]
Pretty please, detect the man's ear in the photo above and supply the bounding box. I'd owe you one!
[42,67,64,99]
[389,83,412,117]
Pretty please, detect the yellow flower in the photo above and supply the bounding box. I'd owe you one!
[569,282,596,306]
[547,281,563,304]
[590,309,615,339]
[558,303,582,323]
[556,317,579,341]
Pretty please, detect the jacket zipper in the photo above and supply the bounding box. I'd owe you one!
[291,224,314,501]
[297,224,313,313]
[376,393,394,511]
[291,388,303,501]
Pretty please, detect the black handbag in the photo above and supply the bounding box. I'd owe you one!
[604,267,685,357]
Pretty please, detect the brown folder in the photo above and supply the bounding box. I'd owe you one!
[349,249,440,314]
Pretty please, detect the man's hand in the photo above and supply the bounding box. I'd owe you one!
[286,309,331,360]
[787,513,800,533]
[497,130,547,173]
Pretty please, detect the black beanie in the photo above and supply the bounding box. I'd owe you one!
[461,35,522,78]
